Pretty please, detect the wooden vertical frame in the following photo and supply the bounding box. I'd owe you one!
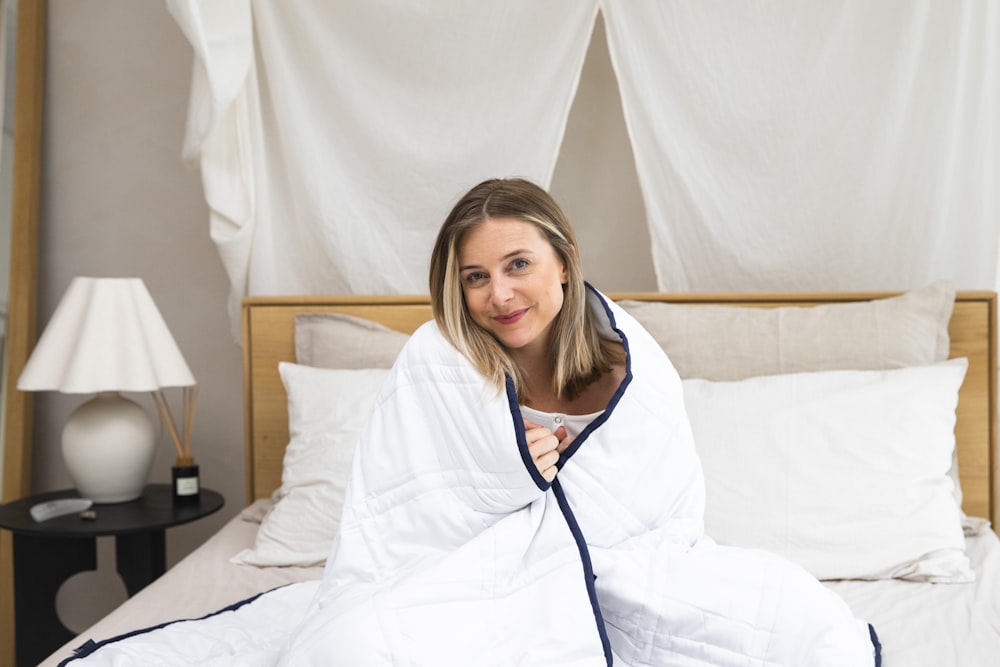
[1,0,46,663]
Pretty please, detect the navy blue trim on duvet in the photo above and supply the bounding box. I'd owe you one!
[559,285,632,466]
[508,374,551,491]
[57,583,297,665]
[509,285,631,479]
[553,478,614,666]
[504,286,629,664]
[869,623,882,667]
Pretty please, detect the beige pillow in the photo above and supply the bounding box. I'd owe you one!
[619,281,954,381]
[295,312,410,369]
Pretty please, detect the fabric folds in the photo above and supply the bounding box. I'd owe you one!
[168,1,1000,325]
[167,0,600,329]
[601,0,1000,292]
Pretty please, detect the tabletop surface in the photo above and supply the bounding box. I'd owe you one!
[0,484,224,537]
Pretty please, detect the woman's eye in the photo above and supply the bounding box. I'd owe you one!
[464,271,486,284]
[511,258,529,271]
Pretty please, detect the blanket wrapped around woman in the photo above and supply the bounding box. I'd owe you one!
[281,289,879,666]
[63,289,879,666]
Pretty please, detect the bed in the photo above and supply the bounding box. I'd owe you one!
[42,283,1000,666]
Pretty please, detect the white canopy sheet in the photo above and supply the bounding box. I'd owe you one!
[603,0,1000,292]
[167,0,599,322]
[167,1,1000,323]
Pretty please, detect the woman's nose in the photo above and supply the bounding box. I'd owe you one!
[490,275,513,303]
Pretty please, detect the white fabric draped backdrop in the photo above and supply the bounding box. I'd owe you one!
[167,0,599,324]
[167,0,999,324]
[603,0,999,292]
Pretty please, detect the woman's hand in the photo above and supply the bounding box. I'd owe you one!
[524,420,572,482]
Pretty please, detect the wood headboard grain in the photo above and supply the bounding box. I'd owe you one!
[241,291,997,528]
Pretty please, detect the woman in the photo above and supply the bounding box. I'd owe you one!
[281,178,879,666]
[429,177,627,483]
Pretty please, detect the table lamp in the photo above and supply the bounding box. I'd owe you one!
[17,277,196,503]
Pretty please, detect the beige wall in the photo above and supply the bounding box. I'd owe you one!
[550,14,656,292]
[31,3,651,630]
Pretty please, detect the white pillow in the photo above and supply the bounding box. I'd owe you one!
[231,363,388,567]
[683,358,972,583]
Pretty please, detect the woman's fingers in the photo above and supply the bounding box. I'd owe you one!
[527,431,558,458]
[535,445,559,482]
[535,448,559,469]
[525,422,560,480]
[554,425,571,453]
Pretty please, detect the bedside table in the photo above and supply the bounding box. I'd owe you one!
[0,484,224,667]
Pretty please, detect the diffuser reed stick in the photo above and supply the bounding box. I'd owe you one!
[182,386,198,461]
[153,389,192,465]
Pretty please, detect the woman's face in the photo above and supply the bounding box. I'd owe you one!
[457,217,567,357]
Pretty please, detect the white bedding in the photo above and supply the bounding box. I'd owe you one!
[41,500,323,667]
[51,295,882,666]
[44,503,1000,666]
[827,521,1000,667]
[275,297,875,665]
[41,284,1000,665]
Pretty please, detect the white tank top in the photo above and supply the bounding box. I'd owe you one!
[519,404,603,439]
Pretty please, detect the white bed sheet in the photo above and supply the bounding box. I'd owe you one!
[42,506,1000,667]
[825,522,1000,666]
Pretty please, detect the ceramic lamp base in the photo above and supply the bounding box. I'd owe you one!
[61,392,156,503]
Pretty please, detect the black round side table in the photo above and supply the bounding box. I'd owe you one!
[0,484,224,667]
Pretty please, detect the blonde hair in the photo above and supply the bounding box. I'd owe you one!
[429,178,621,401]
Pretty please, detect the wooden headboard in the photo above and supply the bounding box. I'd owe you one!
[241,291,998,527]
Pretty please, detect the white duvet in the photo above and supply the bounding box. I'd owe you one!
[63,290,878,666]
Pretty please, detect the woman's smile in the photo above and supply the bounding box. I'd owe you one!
[494,308,528,325]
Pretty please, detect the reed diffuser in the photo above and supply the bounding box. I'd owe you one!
[154,386,200,504]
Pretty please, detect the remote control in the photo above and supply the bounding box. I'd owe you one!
[29,498,94,522]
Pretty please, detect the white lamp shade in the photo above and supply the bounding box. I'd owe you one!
[17,277,196,393]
